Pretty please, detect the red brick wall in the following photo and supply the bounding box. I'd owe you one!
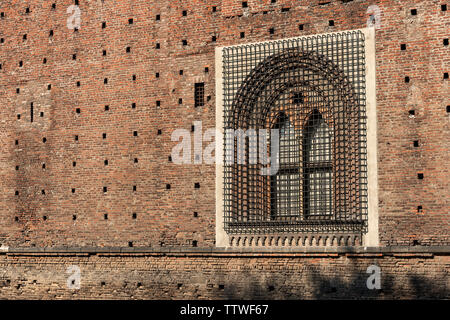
[0,0,448,248]
[0,250,448,299]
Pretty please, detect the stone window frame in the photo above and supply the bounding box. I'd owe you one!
[215,28,378,248]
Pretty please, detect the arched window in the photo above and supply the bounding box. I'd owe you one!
[303,110,333,218]
[221,32,369,240]
[270,113,300,220]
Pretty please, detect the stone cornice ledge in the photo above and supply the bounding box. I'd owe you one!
[1,246,449,257]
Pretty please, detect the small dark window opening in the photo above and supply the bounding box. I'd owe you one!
[405,76,410,83]
[131,102,136,109]
[242,2,248,8]
[126,46,131,53]
[329,20,334,26]
[105,105,109,111]
[411,8,417,15]
[49,30,53,37]
[212,6,217,12]
[182,40,188,46]
[194,182,200,189]
[102,22,106,28]
[269,28,275,34]
[166,184,171,190]
[413,140,419,147]
[418,173,424,179]
[240,32,245,38]
[132,213,137,219]
[182,10,187,16]
[30,102,34,122]
[444,39,449,46]
[156,14,160,21]
[212,35,216,42]
[292,92,304,104]
[442,4,447,11]
[128,18,133,24]
[400,44,406,50]
[194,83,205,108]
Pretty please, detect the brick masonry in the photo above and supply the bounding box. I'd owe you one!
[0,0,448,299]
[0,248,448,299]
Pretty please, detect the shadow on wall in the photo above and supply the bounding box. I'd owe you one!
[215,265,448,300]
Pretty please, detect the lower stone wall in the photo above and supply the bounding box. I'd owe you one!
[0,248,448,299]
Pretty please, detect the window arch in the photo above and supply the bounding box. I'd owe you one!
[222,33,369,239]
[303,110,333,219]
[270,112,300,221]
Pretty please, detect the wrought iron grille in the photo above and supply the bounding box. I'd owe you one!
[222,31,368,235]
[195,82,205,108]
